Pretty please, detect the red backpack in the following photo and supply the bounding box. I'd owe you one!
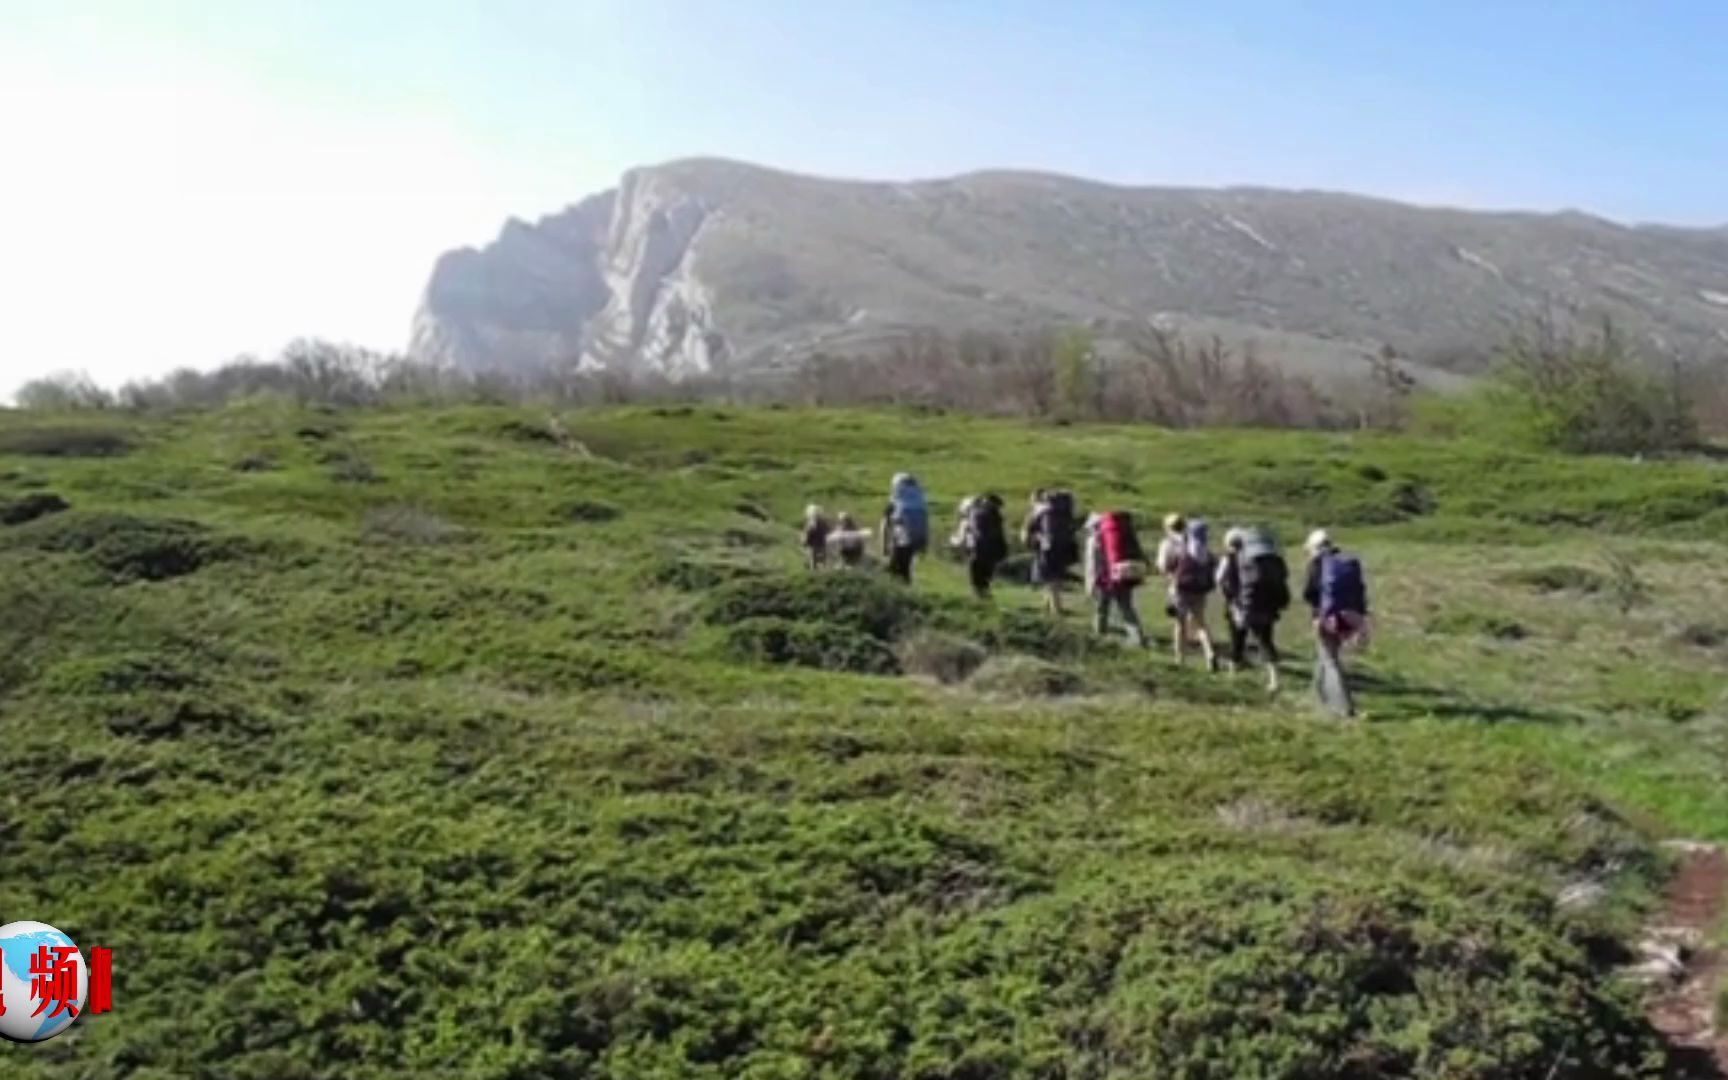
[1099,512,1148,584]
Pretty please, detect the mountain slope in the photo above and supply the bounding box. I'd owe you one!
[411,158,1728,379]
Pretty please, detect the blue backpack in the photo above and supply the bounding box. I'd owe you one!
[889,476,929,552]
[1319,553,1367,616]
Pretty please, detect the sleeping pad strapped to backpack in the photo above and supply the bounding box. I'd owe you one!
[1099,511,1147,586]
[889,476,930,552]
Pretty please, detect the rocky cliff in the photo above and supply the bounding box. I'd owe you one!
[410,158,1728,380]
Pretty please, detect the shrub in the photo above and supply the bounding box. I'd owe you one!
[703,572,926,642]
[323,446,378,483]
[1604,549,1650,614]
[1673,622,1728,650]
[723,617,900,675]
[0,426,132,457]
[566,500,621,523]
[1501,564,1607,594]
[231,452,277,472]
[1425,610,1529,641]
[9,511,239,581]
[1466,322,1695,455]
[363,505,465,545]
[650,556,764,593]
[896,630,988,684]
[968,654,1084,697]
[0,492,69,525]
[979,609,1099,662]
[40,652,207,695]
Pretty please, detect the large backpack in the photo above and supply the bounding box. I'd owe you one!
[1175,520,1216,594]
[889,477,930,552]
[1318,552,1367,616]
[968,497,1008,563]
[1099,511,1148,585]
[1238,551,1290,616]
[1041,490,1079,567]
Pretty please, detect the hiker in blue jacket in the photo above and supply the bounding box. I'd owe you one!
[880,473,931,585]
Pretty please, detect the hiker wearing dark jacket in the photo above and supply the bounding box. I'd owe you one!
[802,504,832,570]
[1219,527,1288,692]
[1023,489,1079,615]
[952,494,1009,600]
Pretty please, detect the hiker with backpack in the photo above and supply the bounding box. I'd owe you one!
[1218,526,1291,692]
[952,494,1010,600]
[831,511,868,568]
[1023,489,1081,615]
[880,473,931,585]
[1157,514,1221,671]
[802,504,832,570]
[1084,511,1150,647]
[1302,529,1370,717]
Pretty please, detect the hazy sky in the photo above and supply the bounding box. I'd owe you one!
[4,0,1726,396]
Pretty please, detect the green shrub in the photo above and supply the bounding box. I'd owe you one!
[8,511,241,581]
[1673,622,1728,650]
[1425,610,1529,641]
[895,630,988,684]
[980,608,1099,662]
[0,492,69,525]
[968,654,1084,697]
[649,555,764,593]
[1458,323,1695,455]
[703,572,926,641]
[40,652,207,695]
[0,426,132,457]
[363,505,466,545]
[723,617,900,675]
[566,500,622,523]
[1501,563,1607,594]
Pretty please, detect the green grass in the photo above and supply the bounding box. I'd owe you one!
[3,401,1726,1078]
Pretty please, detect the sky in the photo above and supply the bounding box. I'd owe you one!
[3,0,1726,396]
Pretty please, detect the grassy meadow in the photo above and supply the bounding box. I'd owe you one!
[1,401,1726,1079]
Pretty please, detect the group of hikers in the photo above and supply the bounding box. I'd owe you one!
[801,473,1372,711]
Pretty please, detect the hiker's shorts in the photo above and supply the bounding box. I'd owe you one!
[1169,589,1211,620]
[1032,552,1068,586]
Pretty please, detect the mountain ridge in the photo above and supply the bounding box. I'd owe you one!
[410,158,1728,381]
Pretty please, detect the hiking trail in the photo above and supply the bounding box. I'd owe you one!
[1639,841,1728,1076]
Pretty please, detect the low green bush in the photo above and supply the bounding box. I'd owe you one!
[1425,610,1530,641]
[0,426,133,457]
[968,654,1085,697]
[895,629,988,684]
[7,511,242,582]
[703,572,927,642]
[0,491,70,525]
[723,617,900,675]
[1501,563,1607,594]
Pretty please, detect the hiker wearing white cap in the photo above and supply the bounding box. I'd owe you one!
[801,504,832,570]
[1302,528,1371,717]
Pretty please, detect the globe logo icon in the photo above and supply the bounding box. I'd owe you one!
[0,921,88,1044]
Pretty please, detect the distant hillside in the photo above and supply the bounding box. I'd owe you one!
[411,158,1728,382]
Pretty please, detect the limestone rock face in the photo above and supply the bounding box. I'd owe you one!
[410,158,1728,379]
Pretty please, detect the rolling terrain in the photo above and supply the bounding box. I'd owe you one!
[2,403,1727,1077]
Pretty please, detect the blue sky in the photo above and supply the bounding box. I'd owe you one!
[3,0,1725,391]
